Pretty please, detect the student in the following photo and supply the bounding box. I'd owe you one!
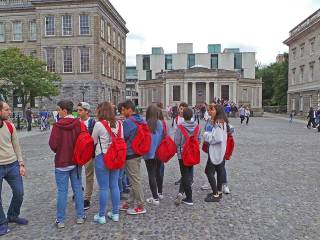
[144,105,164,205]
[239,105,245,124]
[77,102,96,210]
[203,104,228,202]
[49,100,86,229]
[91,102,122,224]
[174,108,200,206]
[120,100,147,215]
[0,101,28,236]
[173,102,188,129]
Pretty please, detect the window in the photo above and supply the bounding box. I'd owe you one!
[107,54,111,77]
[112,29,116,47]
[113,58,116,79]
[121,63,125,82]
[101,51,106,75]
[63,48,72,73]
[107,24,111,44]
[143,55,150,70]
[309,63,314,82]
[30,50,37,58]
[210,54,218,69]
[146,70,152,80]
[117,34,121,51]
[121,38,125,54]
[291,68,296,85]
[234,53,242,69]
[118,61,121,80]
[80,48,90,72]
[0,22,4,42]
[12,21,22,41]
[126,90,131,96]
[45,16,54,36]
[310,41,315,54]
[62,15,72,36]
[299,96,303,111]
[187,54,195,68]
[292,48,296,60]
[173,86,181,101]
[300,44,305,57]
[79,15,90,35]
[300,66,304,83]
[45,48,55,72]
[221,85,230,100]
[100,18,105,39]
[29,20,36,40]
[165,54,173,70]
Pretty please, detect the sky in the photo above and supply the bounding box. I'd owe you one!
[111,0,320,66]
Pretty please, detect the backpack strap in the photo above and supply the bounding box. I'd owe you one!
[79,121,87,132]
[178,125,189,140]
[162,120,167,136]
[100,120,116,141]
[4,121,13,135]
[117,121,122,137]
[175,116,178,125]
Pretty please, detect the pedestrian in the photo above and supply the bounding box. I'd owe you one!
[245,106,250,125]
[174,107,201,206]
[91,102,123,224]
[120,100,148,215]
[0,101,28,236]
[77,102,96,211]
[203,104,228,202]
[49,100,86,229]
[239,105,245,124]
[289,110,294,123]
[316,108,320,132]
[307,107,316,129]
[25,107,33,131]
[144,105,164,206]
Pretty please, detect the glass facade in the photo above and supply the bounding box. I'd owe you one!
[187,54,195,68]
[208,44,221,53]
[165,54,173,70]
[234,53,242,69]
[143,55,150,70]
[210,54,218,69]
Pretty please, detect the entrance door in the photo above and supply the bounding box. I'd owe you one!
[221,85,229,100]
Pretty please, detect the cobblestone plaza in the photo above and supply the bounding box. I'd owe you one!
[2,116,320,240]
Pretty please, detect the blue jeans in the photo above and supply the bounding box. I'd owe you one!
[0,161,24,226]
[119,168,129,193]
[95,154,120,216]
[55,167,84,222]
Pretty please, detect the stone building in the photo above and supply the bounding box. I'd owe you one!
[284,8,320,114]
[0,0,128,109]
[138,43,263,116]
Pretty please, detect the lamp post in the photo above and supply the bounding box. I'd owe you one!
[80,85,86,102]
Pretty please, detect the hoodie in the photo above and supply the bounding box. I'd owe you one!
[49,117,81,168]
[123,114,146,159]
[174,120,201,159]
[144,120,163,160]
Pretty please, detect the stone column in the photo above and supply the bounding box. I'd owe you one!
[165,83,170,107]
[259,86,262,108]
[233,83,237,103]
[192,82,196,106]
[205,82,210,104]
[184,82,188,103]
[214,82,218,99]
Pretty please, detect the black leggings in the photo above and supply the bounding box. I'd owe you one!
[178,159,193,201]
[145,159,164,199]
[205,158,226,195]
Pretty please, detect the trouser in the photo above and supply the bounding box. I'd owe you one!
[145,159,164,199]
[118,168,129,193]
[27,120,32,131]
[0,161,24,226]
[307,118,316,128]
[246,116,250,125]
[205,158,227,195]
[125,157,144,208]
[84,159,94,201]
[55,166,84,222]
[95,154,120,216]
[178,159,193,202]
[240,115,245,124]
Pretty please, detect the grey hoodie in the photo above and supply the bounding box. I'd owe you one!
[174,121,201,159]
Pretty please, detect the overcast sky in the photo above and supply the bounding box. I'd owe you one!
[112,0,319,66]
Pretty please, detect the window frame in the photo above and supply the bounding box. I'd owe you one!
[172,86,181,101]
[45,16,55,37]
[80,47,90,73]
[62,15,72,36]
[0,22,5,42]
[79,15,90,36]
[29,20,37,41]
[63,48,73,73]
[12,21,22,41]
[100,17,105,39]
[45,47,56,73]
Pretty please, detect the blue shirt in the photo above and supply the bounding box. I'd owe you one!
[144,120,163,160]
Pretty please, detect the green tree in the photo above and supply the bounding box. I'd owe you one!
[0,48,61,113]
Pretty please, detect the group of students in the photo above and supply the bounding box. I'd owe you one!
[0,98,234,235]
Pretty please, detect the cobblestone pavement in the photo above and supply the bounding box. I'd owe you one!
[2,116,320,240]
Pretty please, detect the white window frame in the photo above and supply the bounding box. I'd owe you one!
[79,15,90,35]
[29,20,36,41]
[300,66,304,83]
[45,16,55,36]
[107,54,111,77]
[299,96,304,111]
[291,99,296,111]
[300,44,305,57]
[310,40,315,55]
[62,15,72,36]
[291,68,296,85]
[309,63,314,82]
[101,50,106,75]
[112,29,116,47]
[0,22,5,42]
[12,21,22,41]
[117,34,121,51]
[44,48,56,72]
[63,48,73,73]
[80,47,90,73]
[107,24,111,44]
[100,18,105,39]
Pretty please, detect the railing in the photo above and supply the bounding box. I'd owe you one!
[0,0,31,8]
[290,9,320,36]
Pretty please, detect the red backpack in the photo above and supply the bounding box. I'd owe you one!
[178,125,200,167]
[130,117,151,155]
[156,120,176,163]
[72,121,94,166]
[100,120,127,170]
[224,133,235,160]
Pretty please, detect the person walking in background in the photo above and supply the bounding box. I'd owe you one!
[239,105,245,124]
[307,107,316,129]
[289,110,294,123]
[245,106,250,125]
[25,107,33,131]
[0,101,28,236]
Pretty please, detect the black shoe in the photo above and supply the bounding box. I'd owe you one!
[182,198,194,206]
[174,179,181,185]
[204,193,220,202]
[84,200,90,210]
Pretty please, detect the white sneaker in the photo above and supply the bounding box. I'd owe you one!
[146,197,160,206]
[158,193,164,200]
[223,185,231,194]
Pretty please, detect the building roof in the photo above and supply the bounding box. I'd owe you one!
[156,68,241,79]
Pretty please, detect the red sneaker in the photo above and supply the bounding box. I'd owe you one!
[127,207,147,215]
[120,203,129,211]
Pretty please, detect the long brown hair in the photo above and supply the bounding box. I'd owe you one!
[212,104,229,125]
[146,104,159,133]
[97,102,116,128]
